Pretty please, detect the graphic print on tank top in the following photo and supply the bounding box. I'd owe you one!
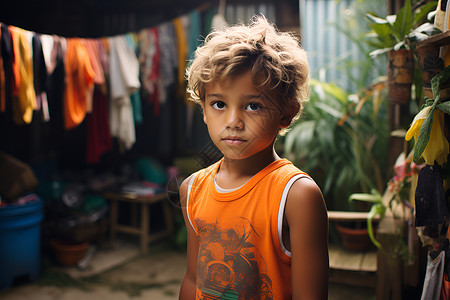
[195,217,273,300]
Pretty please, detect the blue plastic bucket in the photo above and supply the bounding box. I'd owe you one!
[0,198,43,289]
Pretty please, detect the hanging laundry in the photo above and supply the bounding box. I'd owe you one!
[64,38,95,129]
[108,35,140,150]
[415,163,449,227]
[211,0,228,31]
[97,38,109,96]
[158,22,178,103]
[0,28,4,113]
[138,27,161,115]
[45,36,65,147]
[173,17,188,99]
[83,39,106,86]
[83,38,107,113]
[441,273,450,300]
[139,28,156,95]
[9,26,37,125]
[1,7,215,161]
[40,34,65,130]
[1,24,12,115]
[86,87,112,164]
[98,39,109,75]
[125,33,143,125]
[32,33,50,122]
[422,250,446,300]
[188,10,202,61]
[185,10,203,138]
[40,34,54,74]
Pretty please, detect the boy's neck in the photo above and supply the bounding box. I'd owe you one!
[216,145,280,189]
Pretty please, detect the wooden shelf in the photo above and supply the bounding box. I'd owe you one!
[417,30,450,47]
[329,244,377,272]
[328,244,377,288]
[328,211,380,222]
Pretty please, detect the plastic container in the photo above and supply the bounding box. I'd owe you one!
[0,198,43,289]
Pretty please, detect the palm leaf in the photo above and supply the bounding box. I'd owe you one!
[392,0,412,41]
[413,1,438,26]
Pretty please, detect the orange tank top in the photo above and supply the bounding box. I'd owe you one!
[187,159,310,300]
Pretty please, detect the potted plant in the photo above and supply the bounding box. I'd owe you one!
[365,0,438,105]
[338,189,385,251]
[284,78,391,250]
[345,152,422,260]
[283,0,437,251]
[284,78,389,211]
[365,0,437,57]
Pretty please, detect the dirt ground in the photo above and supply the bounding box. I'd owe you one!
[0,239,375,300]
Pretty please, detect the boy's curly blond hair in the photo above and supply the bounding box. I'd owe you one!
[186,15,309,132]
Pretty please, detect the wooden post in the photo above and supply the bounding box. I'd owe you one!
[376,216,405,300]
[109,199,118,242]
[141,202,149,253]
[387,0,405,15]
[386,49,414,179]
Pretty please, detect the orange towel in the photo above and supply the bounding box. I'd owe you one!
[64,38,95,129]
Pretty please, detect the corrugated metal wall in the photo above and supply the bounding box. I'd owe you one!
[300,0,386,92]
[225,3,276,24]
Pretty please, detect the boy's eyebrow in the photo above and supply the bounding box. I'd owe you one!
[205,93,263,100]
[205,93,224,99]
[243,94,263,100]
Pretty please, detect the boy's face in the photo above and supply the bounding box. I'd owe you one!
[201,70,287,160]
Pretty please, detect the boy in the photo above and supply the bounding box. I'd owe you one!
[179,16,329,300]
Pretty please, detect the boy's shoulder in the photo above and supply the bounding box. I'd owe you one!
[180,160,221,189]
[264,158,308,175]
[194,159,221,178]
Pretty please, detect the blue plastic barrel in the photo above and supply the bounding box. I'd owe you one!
[0,197,43,289]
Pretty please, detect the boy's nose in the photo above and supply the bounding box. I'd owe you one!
[225,109,244,130]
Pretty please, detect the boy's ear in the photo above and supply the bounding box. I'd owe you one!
[280,117,292,128]
[280,120,291,128]
[280,103,298,128]
[200,102,207,124]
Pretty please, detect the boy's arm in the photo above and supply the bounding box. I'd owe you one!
[286,178,329,300]
[179,175,199,300]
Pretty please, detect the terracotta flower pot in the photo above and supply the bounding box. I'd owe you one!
[335,222,375,252]
[50,239,89,267]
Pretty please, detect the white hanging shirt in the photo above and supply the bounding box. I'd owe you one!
[108,35,141,150]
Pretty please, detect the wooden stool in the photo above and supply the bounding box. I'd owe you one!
[105,192,173,253]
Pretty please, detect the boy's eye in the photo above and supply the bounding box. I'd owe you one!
[212,101,226,110]
[246,103,263,111]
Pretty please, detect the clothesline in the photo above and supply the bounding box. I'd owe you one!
[0,9,207,164]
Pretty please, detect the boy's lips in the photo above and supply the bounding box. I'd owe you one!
[222,136,247,145]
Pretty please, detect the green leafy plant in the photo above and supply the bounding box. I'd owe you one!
[348,189,385,249]
[284,78,389,210]
[348,156,419,261]
[365,0,438,57]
